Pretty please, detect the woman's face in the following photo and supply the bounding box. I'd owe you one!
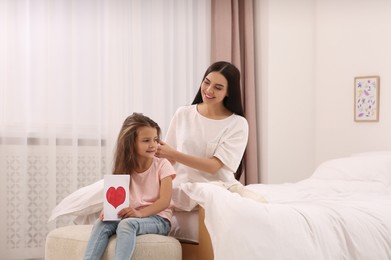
[200,71,228,105]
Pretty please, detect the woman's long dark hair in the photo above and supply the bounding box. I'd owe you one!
[192,61,245,180]
[192,61,244,117]
[112,113,161,175]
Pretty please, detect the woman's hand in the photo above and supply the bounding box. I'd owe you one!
[117,207,143,219]
[156,140,176,163]
[157,140,223,174]
[99,210,104,221]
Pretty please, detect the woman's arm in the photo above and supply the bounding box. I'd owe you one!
[118,176,173,218]
[156,140,224,174]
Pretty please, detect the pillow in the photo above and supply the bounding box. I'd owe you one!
[48,179,104,223]
[311,156,391,185]
[351,150,391,157]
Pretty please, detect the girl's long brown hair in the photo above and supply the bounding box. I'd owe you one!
[112,113,161,175]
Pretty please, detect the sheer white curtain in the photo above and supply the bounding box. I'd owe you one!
[0,0,210,258]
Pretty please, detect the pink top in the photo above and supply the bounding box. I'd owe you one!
[129,157,176,222]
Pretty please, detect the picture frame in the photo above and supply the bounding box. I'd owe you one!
[354,76,380,122]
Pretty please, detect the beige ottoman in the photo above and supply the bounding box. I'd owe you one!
[45,225,182,260]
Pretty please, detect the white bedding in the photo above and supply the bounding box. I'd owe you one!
[180,154,391,260]
[48,152,391,259]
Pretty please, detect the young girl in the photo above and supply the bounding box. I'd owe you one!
[83,113,176,260]
[156,61,265,203]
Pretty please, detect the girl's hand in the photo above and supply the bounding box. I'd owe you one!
[118,207,143,219]
[99,210,104,221]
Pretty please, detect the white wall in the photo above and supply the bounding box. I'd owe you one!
[255,0,316,183]
[255,0,391,184]
[315,0,391,164]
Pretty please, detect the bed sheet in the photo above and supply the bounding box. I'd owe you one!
[48,153,391,259]
[181,181,391,260]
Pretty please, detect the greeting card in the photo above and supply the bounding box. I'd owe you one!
[103,174,130,221]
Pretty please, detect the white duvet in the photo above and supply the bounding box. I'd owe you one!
[49,152,391,260]
[180,154,391,260]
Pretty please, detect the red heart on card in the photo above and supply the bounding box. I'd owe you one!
[106,186,126,209]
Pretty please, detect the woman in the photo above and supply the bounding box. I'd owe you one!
[156,61,265,205]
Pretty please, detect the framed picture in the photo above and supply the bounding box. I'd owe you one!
[354,76,380,122]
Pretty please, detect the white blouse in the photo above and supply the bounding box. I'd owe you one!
[165,104,248,186]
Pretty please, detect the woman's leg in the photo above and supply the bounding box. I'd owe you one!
[228,183,267,203]
[210,181,267,203]
[114,215,171,260]
[83,219,119,260]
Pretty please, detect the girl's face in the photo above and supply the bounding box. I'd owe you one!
[200,71,228,105]
[135,126,159,159]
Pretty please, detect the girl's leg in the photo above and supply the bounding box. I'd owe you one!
[114,215,170,260]
[83,219,119,260]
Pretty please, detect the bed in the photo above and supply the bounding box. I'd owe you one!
[48,151,391,260]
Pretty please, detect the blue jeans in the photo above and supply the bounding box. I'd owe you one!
[83,215,171,260]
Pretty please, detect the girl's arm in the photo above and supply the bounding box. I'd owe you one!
[118,176,173,218]
[156,140,224,174]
